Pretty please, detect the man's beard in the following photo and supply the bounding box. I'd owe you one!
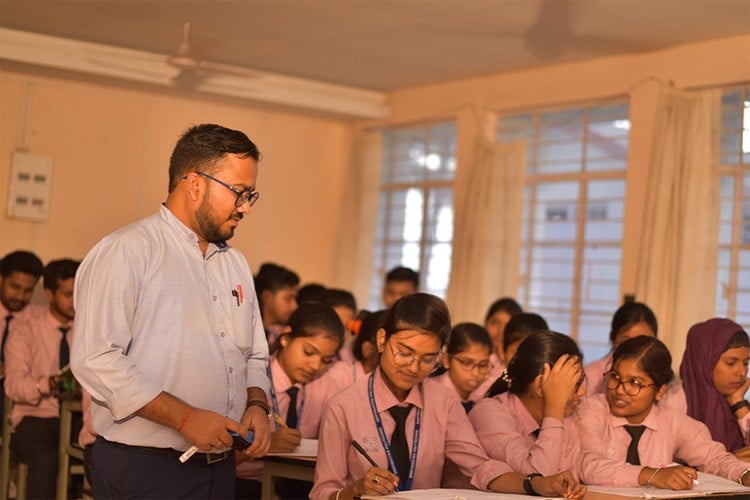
[195,194,241,243]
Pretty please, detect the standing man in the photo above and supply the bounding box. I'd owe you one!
[0,250,45,416]
[72,124,272,498]
[5,258,79,499]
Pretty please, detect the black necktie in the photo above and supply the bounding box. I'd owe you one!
[461,400,475,413]
[285,386,299,429]
[59,326,70,370]
[1,314,14,363]
[625,425,646,465]
[388,405,413,489]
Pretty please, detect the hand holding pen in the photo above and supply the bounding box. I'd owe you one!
[351,440,399,496]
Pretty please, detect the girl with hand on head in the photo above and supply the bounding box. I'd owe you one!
[470,331,585,477]
[431,323,492,413]
[235,302,344,499]
[584,302,686,412]
[578,336,750,490]
[680,318,750,460]
[311,293,585,500]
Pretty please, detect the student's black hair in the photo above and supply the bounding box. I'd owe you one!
[385,266,419,287]
[321,288,357,313]
[487,330,582,397]
[0,250,43,279]
[502,312,549,353]
[611,336,674,388]
[609,301,658,344]
[484,297,523,324]
[254,262,300,315]
[432,322,493,377]
[353,309,388,363]
[297,283,327,304]
[269,302,345,355]
[380,293,451,345]
[168,123,261,192]
[723,330,750,352]
[42,259,80,292]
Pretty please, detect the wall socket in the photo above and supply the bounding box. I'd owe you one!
[7,152,54,221]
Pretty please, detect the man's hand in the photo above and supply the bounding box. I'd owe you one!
[239,404,271,458]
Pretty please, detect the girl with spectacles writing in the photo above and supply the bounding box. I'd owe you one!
[577,335,750,490]
[310,293,585,500]
[469,331,585,479]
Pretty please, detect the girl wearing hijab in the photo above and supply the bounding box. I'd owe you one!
[680,318,750,459]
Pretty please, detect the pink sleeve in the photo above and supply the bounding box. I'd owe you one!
[310,401,351,500]
[577,396,642,486]
[444,395,513,489]
[674,413,750,481]
[4,321,43,405]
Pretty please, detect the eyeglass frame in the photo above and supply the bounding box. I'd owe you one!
[186,171,260,208]
[386,339,442,373]
[604,369,657,396]
[450,355,491,373]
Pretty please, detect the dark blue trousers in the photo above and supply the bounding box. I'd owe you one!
[91,436,236,499]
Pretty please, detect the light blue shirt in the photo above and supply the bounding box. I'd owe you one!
[72,205,270,450]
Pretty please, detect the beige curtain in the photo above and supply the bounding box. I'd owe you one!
[445,138,526,323]
[633,86,721,367]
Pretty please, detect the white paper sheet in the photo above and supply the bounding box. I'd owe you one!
[586,472,750,498]
[266,438,318,457]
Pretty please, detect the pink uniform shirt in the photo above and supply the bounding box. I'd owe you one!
[4,310,72,428]
[469,352,503,401]
[310,368,512,500]
[432,372,483,405]
[470,391,581,477]
[321,358,367,392]
[577,394,750,486]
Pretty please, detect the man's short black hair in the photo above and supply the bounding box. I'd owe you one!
[385,266,419,287]
[0,250,43,279]
[43,259,80,292]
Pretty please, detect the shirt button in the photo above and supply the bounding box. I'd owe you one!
[230,403,236,410]
[212,296,218,301]
[229,367,234,374]
[220,331,225,338]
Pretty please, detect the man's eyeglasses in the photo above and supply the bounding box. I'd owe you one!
[604,370,657,396]
[191,171,260,208]
[452,356,491,373]
[387,341,441,373]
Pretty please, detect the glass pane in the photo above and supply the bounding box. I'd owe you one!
[425,188,454,242]
[384,189,424,242]
[581,245,622,313]
[716,249,730,317]
[423,242,452,298]
[533,182,578,242]
[539,109,584,142]
[497,114,535,144]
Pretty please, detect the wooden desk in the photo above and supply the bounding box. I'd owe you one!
[260,455,316,500]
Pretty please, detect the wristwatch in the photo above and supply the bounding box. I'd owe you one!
[246,399,272,420]
[524,472,543,496]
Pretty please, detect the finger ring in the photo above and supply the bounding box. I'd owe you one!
[215,440,223,448]
[373,476,379,484]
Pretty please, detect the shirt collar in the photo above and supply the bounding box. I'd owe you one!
[270,356,299,394]
[373,367,424,411]
[158,204,229,257]
[507,393,542,437]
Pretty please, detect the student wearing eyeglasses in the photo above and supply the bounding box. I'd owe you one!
[469,331,585,479]
[310,293,585,500]
[577,336,750,490]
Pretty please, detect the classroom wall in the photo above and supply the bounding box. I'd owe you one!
[0,71,355,288]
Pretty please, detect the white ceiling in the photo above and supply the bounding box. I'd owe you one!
[2,0,749,92]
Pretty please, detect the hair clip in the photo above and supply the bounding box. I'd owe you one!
[500,369,512,386]
[347,319,362,335]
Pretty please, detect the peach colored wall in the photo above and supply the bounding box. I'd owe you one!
[0,71,354,288]
[380,34,750,300]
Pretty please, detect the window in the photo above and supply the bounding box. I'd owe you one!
[716,86,750,328]
[369,122,456,308]
[497,102,630,362]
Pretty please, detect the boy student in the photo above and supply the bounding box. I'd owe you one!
[382,266,419,308]
[255,262,300,343]
[5,258,79,499]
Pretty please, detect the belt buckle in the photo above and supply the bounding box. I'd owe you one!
[206,451,229,464]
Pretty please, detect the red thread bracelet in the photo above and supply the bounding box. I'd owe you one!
[178,406,192,433]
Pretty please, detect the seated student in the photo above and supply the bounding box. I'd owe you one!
[5,258,79,500]
[297,282,327,305]
[321,288,358,363]
[584,302,686,412]
[470,312,548,400]
[482,297,523,375]
[254,262,300,344]
[470,331,584,477]
[323,310,387,390]
[577,336,750,489]
[311,293,585,500]
[431,323,493,412]
[235,302,344,499]
[680,318,750,459]
[382,266,419,308]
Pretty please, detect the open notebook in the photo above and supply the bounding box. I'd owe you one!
[266,438,318,457]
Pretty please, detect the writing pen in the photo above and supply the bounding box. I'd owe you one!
[272,412,289,429]
[351,439,379,467]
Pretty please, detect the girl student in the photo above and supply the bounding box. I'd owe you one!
[322,310,388,391]
[484,297,522,369]
[235,301,344,498]
[310,293,586,500]
[680,318,750,459]
[577,336,750,490]
[431,323,493,413]
[470,331,585,477]
[583,302,686,412]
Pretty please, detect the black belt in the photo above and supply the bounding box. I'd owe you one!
[96,436,231,465]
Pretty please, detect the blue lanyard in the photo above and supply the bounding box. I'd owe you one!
[267,364,305,430]
[367,372,421,491]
